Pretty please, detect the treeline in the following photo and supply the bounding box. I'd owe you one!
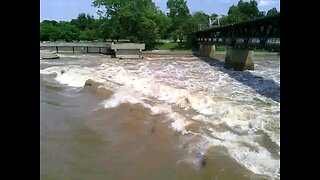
[40,0,279,48]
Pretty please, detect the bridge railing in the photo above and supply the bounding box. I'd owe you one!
[195,13,280,51]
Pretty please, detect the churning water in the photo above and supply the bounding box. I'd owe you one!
[40,53,280,180]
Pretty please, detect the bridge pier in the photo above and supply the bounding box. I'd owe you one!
[199,44,215,57]
[224,47,254,71]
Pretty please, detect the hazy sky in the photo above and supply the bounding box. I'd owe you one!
[40,0,280,21]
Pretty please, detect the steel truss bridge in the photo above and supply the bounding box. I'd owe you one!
[195,13,280,52]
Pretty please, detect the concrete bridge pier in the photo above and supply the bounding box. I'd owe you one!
[224,47,254,71]
[199,44,216,57]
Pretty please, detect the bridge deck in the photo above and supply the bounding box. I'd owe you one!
[195,13,280,51]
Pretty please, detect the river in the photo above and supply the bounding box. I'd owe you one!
[40,53,280,180]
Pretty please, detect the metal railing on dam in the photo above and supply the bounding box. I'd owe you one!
[40,42,113,54]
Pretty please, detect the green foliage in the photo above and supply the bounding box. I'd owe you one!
[192,12,210,26]
[228,5,240,15]
[153,10,172,39]
[170,30,178,42]
[58,22,79,42]
[216,46,226,51]
[153,42,191,50]
[92,0,160,47]
[166,0,190,21]
[166,0,190,40]
[70,13,95,30]
[237,0,259,18]
[185,32,198,49]
[40,21,58,41]
[94,18,109,41]
[182,12,215,49]
[221,0,260,24]
[79,29,97,41]
[267,8,278,16]
[40,0,279,49]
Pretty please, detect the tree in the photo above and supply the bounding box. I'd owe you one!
[220,0,260,25]
[228,5,240,15]
[58,21,79,42]
[93,0,160,46]
[41,20,59,26]
[267,8,278,16]
[192,12,210,27]
[258,11,266,17]
[226,5,246,23]
[70,13,95,30]
[237,0,259,19]
[79,29,98,41]
[40,21,60,41]
[94,18,110,41]
[40,24,52,41]
[153,10,172,39]
[183,11,210,32]
[166,0,190,20]
[166,0,190,41]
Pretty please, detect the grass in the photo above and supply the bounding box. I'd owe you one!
[153,42,192,51]
[216,46,226,51]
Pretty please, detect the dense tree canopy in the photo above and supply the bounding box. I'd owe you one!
[237,0,259,18]
[153,10,172,39]
[192,12,210,28]
[166,0,190,42]
[70,13,96,30]
[220,0,262,25]
[92,0,160,47]
[40,0,279,48]
[267,8,279,16]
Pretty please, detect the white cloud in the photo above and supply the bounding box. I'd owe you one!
[258,0,277,7]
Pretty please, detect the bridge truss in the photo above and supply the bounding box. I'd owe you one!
[195,13,280,52]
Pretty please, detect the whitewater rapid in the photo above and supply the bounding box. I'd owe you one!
[40,56,280,179]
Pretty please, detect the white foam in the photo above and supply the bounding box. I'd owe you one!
[41,62,279,143]
[102,86,145,109]
[41,66,105,87]
[192,114,207,121]
[167,112,188,135]
[101,86,190,135]
[228,142,279,179]
[99,67,244,119]
[149,104,173,115]
[41,58,280,179]
[232,148,279,178]
[192,131,280,179]
[40,66,62,75]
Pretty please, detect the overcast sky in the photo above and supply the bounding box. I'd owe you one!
[40,0,280,21]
